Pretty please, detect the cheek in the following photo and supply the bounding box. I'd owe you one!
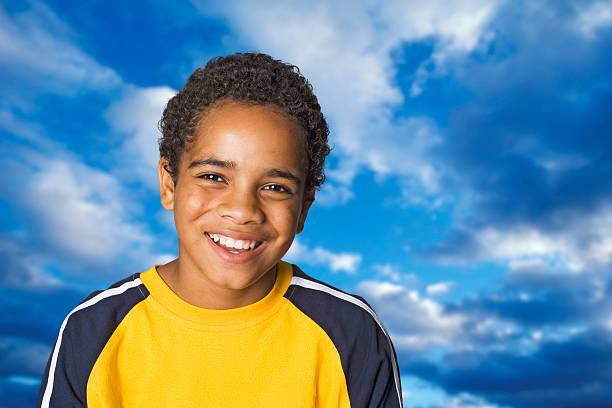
[178,188,214,221]
[269,203,301,233]
[184,194,203,214]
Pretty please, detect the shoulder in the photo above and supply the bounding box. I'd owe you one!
[59,273,150,357]
[66,273,149,334]
[284,264,403,407]
[38,273,150,407]
[284,264,380,335]
[283,264,393,359]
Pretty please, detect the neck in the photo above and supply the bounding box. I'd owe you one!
[157,258,277,310]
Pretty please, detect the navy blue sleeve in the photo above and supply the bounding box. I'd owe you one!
[355,305,402,408]
[37,318,87,407]
[285,265,402,408]
[36,275,147,407]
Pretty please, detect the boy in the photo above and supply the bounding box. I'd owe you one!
[37,53,402,407]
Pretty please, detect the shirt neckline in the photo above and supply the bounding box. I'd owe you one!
[139,260,293,328]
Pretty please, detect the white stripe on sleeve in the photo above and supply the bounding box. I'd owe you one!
[40,278,143,408]
[289,276,403,408]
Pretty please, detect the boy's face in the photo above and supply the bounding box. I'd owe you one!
[158,101,312,292]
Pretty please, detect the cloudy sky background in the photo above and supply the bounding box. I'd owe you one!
[1,0,612,407]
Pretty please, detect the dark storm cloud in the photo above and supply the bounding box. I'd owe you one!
[402,263,612,407]
[0,237,86,344]
[0,279,85,408]
[0,282,84,392]
[0,378,38,408]
[447,269,611,327]
[0,240,87,396]
[410,0,612,261]
[0,284,83,345]
[450,289,593,326]
[0,337,50,378]
[405,328,612,408]
[0,266,86,407]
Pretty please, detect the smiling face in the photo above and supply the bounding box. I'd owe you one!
[158,101,312,303]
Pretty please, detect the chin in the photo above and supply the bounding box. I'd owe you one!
[213,270,268,291]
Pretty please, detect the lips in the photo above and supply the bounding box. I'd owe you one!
[205,232,263,252]
[205,231,266,263]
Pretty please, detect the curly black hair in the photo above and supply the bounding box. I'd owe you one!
[158,52,331,193]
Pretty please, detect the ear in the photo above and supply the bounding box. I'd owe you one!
[158,158,175,211]
[296,189,315,234]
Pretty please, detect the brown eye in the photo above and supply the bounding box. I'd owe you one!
[199,174,225,182]
[263,184,290,193]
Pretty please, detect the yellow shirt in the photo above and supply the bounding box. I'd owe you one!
[38,261,402,407]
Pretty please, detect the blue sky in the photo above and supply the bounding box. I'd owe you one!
[1,0,612,407]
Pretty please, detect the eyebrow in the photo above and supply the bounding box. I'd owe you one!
[188,158,236,169]
[188,157,302,185]
[265,169,302,186]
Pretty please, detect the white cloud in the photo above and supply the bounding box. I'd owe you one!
[0,109,47,146]
[480,213,612,271]
[427,281,456,296]
[441,393,504,408]
[479,226,568,262]
[0,2,121,97]
[0,337,51,377]
[105,86,177,189]
[0,239,61,288]
[534,153,590,176]
[284,239,362,273]
[358,280,405,298]
[372,264,421,289]
[193,0,501,205]
[356,279,466,351]
[507,257,550,271]
[433,203,612,272]
[378,0,501,96]
[154,253,177,266]
[8,375,42,386]
[358,275,572,355]
[315,182,355,207]
[403,376,505,408]
[1,105,175,280]
[373,263,402,282]
[379,0,500,53]
[574,1,612,39]
[25,159,149,259]
[20,156,156,268]
[0,1,173,274]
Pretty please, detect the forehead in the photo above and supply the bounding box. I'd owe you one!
[185,101,307,172]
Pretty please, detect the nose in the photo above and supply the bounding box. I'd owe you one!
[216,185,265,225]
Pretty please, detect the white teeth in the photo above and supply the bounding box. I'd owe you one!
[208,233,260,251]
